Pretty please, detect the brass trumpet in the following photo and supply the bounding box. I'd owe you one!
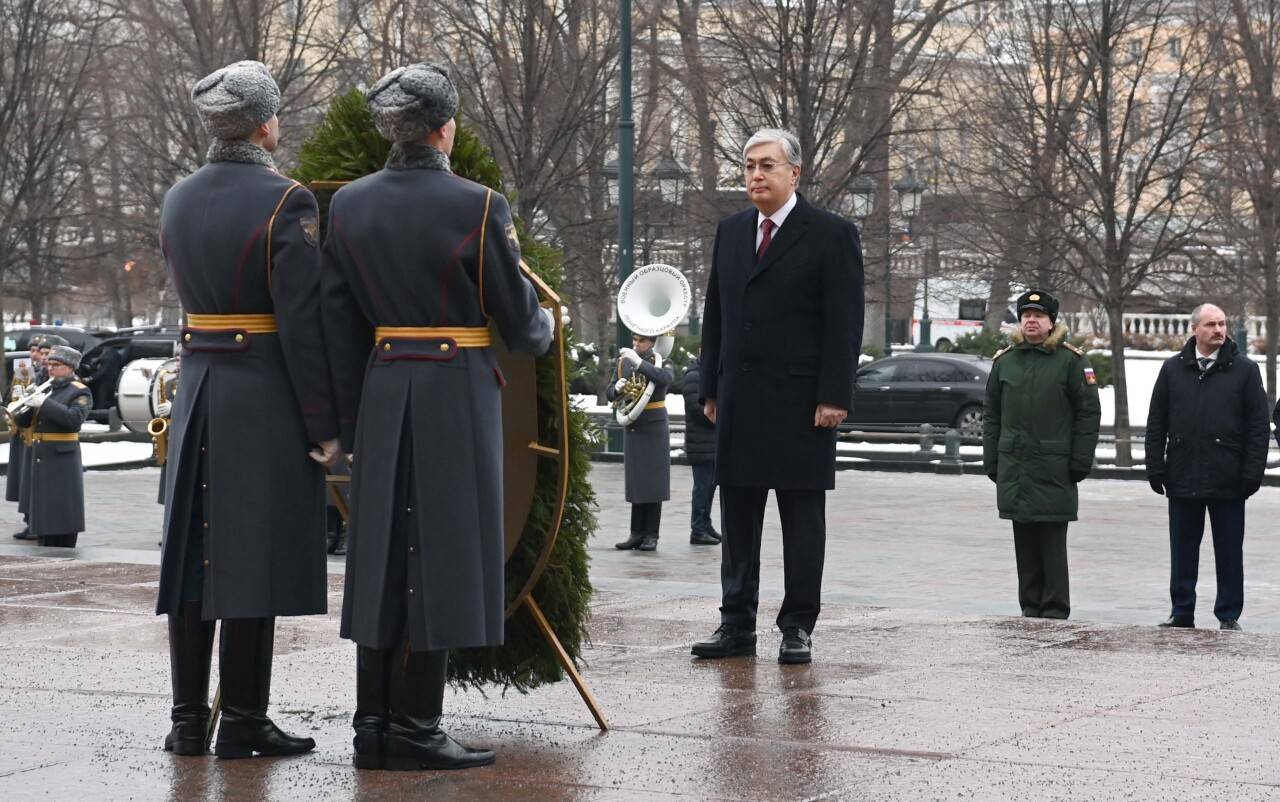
[5,378,54,416]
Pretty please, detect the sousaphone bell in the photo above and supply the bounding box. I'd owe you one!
[613,263,691,425]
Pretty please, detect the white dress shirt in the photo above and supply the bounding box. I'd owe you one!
[1196,346,1220,369]
[756,192,798,250]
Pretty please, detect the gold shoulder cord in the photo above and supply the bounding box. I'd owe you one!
[265,182,303,293]
[477,189,493,319]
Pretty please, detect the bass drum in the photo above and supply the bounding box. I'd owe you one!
[116,357,178,434]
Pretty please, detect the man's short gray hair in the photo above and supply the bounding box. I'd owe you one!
[743,129,803,167]
[1191,303,1224,326]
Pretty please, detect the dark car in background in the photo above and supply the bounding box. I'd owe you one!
[845,353,992,438]
[4,326,101,384]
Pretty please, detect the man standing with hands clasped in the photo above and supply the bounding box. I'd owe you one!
[691,128,864,665]
[983,290,1100,620]
[1145,303,1268,631]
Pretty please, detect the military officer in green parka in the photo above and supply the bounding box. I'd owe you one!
[983,289,1101,619]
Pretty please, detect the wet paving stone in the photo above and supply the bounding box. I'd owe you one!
[2,515,1280,799]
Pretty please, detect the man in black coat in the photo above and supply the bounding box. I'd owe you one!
[681,364,719,545]
[155,61,341,759]
[1145,303,1269,631]
[692,128,864,664]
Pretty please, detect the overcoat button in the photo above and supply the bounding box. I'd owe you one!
[234,333,244,343]
[202,522,209,529]
[184,333,192,342]
[408,588,415,595]
[384,343,392,351]
[440,343,450,352]
[203,560,209,567]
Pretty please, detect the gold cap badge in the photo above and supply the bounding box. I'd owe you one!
[1029,294,1040,301]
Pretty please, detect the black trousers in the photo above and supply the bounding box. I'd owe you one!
[1168,497,1245,622]
[630,502,662,537]
[719,486,825,633]
[690,461,717,535]
[1011,521,1070,619]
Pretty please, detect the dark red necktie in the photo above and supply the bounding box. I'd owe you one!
[756,218,774,262]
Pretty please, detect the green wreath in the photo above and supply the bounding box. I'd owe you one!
[293,90,598,692]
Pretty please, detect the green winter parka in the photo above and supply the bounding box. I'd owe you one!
[982,323,1102,522]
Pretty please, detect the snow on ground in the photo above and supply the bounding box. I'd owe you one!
[0,440,152,469]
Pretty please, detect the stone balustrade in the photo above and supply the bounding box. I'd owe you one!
[1062,311,1267,340]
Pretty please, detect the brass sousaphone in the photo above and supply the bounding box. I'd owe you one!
[613,263,692,425]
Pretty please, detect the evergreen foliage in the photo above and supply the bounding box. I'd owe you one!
[293,90,599,692]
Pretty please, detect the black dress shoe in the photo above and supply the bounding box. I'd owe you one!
[709,529,722,542]
[637,535,658,551]
[11,527,32,540]
[691,625,756,658]
[1158,615,1195,629]
[1219,619,1242,631]
[690,530,719,545]
[614,533,645,550]
[778,627,812,664]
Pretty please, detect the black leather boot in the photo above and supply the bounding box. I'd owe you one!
[384,647,495,771]
[164,601,215,756]
[614,532,645,550]
[353,646,393,769]
[213,617,315,759]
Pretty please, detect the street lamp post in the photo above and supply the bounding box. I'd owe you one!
[893,170,927,351]
[616,0,635,351]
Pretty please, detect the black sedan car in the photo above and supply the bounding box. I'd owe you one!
[845,353,992,437]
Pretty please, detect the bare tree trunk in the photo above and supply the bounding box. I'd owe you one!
[1108,302,1132,467]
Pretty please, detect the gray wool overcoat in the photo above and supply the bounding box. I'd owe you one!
[321,162,553,652]
[606,356,672,503]
[14,378,90,535]
[155,157,339,620]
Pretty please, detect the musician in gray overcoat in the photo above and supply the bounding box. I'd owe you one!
[320,63,553,772]
[154,61,341,760]
[607,333,673,551]
[13,345,90,548]
[8,336,44,540]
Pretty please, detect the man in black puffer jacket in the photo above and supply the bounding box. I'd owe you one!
[682,365,720,545]
[1145,303,1269,632]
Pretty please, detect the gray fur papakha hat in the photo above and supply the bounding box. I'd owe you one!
[47,345,82,370]
[367,63,458,143]
[192,61,281,140]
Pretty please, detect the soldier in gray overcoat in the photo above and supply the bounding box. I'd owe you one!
[320,63,553,772]
[154,61,341,759]
[13,345,90,547]
[8,336,43,540]
[607,333,673,551]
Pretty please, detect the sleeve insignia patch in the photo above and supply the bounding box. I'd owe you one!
[504,222,520,252]
[75,395,90,406]
[1084,367,1097,385]
[300,216,319,247]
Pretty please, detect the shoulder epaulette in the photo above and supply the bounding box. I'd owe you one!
[1063,342,1084,357]
[72,381,87,389]
[992,346,1012,361]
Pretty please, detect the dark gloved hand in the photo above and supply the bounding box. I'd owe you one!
[1242,481,1261,499]
[1149,477,1165,495]
[987,471,998,485]
[1070,470,1089,484]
